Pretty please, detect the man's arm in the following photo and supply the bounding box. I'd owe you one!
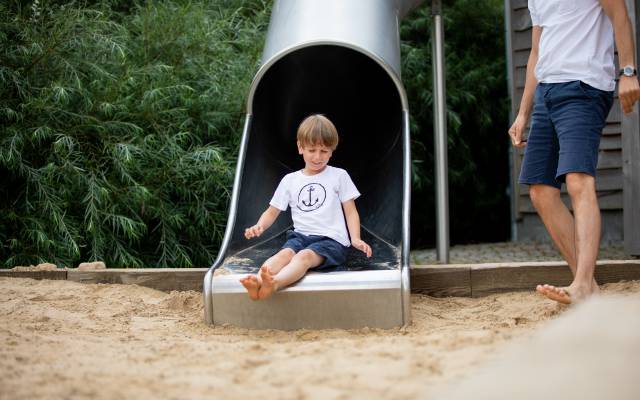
[509,26,542,147]
[342,200,372,257]
[600,0,640,113]
[245,206,280,239]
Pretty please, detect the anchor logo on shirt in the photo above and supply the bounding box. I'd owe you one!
[297,183,326,212]
[302,186,318,207]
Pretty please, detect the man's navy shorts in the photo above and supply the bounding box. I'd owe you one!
[281,230,348,270]
[519,80,614,189]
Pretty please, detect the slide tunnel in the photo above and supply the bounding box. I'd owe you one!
[204,0,421,330]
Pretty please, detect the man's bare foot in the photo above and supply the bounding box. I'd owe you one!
[536,282,599,305]
[258,265,278,300]
[239,275,260,300]
[536,284,572,304]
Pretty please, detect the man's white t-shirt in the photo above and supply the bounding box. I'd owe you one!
[269,166,360,247]
[529,0,615,91]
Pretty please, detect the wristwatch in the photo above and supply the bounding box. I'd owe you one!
[619,65,637,77]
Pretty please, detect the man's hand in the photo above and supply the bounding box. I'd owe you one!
[508,114,528,148]
[351,238,372,258]
[618,75,640,113]
[244,224,264,239]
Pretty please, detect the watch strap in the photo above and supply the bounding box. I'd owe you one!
[619,66,637,76]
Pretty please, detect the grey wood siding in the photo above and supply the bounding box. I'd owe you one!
[506,0,629,244]
[623,0,640,255]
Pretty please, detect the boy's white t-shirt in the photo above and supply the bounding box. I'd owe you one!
[269,165,360,247]
[528,0,615,91]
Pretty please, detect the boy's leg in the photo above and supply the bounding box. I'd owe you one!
[261,248,296,277]
[258,249,324,299]
[239,248,295,300]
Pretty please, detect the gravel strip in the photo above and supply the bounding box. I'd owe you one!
[411,241,630,265]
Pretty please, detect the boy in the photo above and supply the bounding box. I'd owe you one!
[239,114,372,300]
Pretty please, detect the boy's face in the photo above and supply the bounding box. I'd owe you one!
[297,141,333,173]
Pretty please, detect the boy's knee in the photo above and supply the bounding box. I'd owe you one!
[295,249,318,263]
[279,248,296,258]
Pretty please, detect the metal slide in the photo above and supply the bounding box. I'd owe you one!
[203,0,422,330]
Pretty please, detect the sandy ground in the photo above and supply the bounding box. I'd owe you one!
[1,277,639,400]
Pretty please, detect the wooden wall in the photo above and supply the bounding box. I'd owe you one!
[505,0,639,251]
[624,0,640,255]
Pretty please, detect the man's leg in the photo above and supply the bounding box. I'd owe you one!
[529,184,578,275]
[564,172,600,299]
[530,176,600,304]
[258,249,324,299]
[533,81,611,303]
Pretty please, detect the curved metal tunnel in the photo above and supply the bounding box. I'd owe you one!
[231,45,404,259]
[204,0,422,330]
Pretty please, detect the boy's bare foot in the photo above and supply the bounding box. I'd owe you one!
[258,265,278,300]
[239,275,260,300]
[536,282,599,305]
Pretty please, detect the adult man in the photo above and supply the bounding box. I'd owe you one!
[509,0,640,304]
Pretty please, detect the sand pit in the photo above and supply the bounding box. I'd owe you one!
[1,277,639,400]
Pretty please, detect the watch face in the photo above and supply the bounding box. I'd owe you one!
[624,66,635,76]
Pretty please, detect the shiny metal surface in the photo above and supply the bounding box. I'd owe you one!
[401,110,412,326]
[212,270,403,330]
[504,0,519,241]
[204,0,424,329]
[262,0,402,77]
[203,114,252,324]
[432,2,450,264]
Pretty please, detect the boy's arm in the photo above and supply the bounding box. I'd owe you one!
[342,199,372,258]
[508,25,542,147]
[600,0,640,113]
[245,206,281,239]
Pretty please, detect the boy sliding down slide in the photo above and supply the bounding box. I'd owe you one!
[240,114,372,300]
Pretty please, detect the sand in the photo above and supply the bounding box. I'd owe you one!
[439,294,640,400]
[1,277,639,400]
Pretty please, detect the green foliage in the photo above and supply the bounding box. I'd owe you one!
[0,0,270,267]
[0,0,510,267]
[401,0,511,246]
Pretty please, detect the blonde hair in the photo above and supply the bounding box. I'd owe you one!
[296,114,339,150]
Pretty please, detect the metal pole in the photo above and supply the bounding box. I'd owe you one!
[432,0,449,263]
[504,0,518,242]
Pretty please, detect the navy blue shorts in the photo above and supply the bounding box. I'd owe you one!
[281,230,348,270]
[519,81,614,189]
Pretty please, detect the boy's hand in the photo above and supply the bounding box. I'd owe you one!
[352,239,372,258]
[244,224,264,239]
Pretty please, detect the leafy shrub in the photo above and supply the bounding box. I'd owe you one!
[0,0,509,267]
[401,0,510,247]
[0,0,270,267]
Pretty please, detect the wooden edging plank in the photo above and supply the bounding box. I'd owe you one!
[2,261,639,297]
[469,260,640,297]
[410,265,471,297]
[67,268,207,292]
[0,270,67,280]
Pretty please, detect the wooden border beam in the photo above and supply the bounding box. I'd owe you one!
[2,261,639,298]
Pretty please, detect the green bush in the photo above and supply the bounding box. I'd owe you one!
[0,0,509,267]
[0,0,270,267]
[401,0,510,246]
